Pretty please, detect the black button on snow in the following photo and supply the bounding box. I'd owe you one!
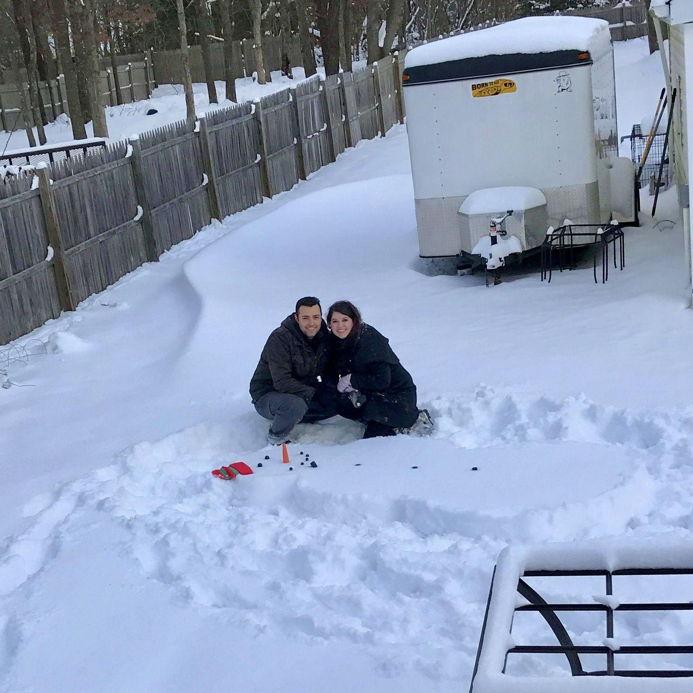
[310,461,317,468]
[258,462,263,467]
[264,455,270,460]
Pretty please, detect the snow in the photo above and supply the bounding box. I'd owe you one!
[404,17,612,69]
[459,187,547,215]
[3,38,693,692]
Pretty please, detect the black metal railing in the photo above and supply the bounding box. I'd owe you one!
[0,139,107,167]
[540,222,624,284]
[506,568,693,678]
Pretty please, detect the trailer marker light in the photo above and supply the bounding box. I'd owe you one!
[578,51,590,61]
[402,73,410,82]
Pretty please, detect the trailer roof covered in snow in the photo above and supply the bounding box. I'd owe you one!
[403,17,611,85]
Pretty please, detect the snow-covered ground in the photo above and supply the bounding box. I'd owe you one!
[3,38,691,692]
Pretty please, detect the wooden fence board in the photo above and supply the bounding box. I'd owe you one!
[206,104,263,216]
[295,76,333,176]
[260,90,299,195]
[341,72,362,147]
[140,120,211,253]
[353,67,380,140]
[50,146,147,305]
[324,75,347,157]
[0,183,62,344]
[375,57,398,133]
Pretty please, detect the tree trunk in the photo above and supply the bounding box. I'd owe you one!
[278,0,293,77]
[176,0,197,120]
[366,0,381,63]
[74,0,108,137]
[32,0,57,82]
[7,42,37,147]
[196,0,218,102]
[219,0,237,101]
[315,0,341,75]
[249,0,268,83]
[68,2,93,123]
[646,0,659,54]
[48,0,86,139]
[342,0,353,72]
[294,0,317,76]
[107,19,123,105]
[382,0,405,55]
[13,0,47,143]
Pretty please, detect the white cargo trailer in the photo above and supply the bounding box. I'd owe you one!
[402,16,636,267]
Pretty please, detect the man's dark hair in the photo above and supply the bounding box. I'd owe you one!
[327,300,362,334]
[295,296,321,314]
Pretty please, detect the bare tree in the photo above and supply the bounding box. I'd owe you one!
[72,0,108,137]
[0,0,37,146]
[315,0,340,74]
[48,0,87,139]
[219,0,237,101]
[12,0,47,143]
[249,0,268,83]
[294,0,316,76]
[175,0,196,120]
[341,0,353,72]
[367,0,379,62]
[196,0,218,102]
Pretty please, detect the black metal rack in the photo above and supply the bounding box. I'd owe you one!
[470,566,693,691]
[540,222,625,284]
[0,139,107,167]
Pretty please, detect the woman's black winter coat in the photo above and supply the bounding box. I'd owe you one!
[331,324,418,429]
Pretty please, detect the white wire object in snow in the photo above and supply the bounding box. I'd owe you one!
[0,340,46,389]
[470,540,693,693]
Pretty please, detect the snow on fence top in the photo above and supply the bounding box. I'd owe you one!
[472,538,693,693]
[405,17,612,69]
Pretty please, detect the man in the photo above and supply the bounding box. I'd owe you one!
[250,297,337,444]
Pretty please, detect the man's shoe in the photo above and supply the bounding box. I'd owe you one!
[267,430,290,445]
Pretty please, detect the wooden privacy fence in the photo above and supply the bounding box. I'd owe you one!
[151,36,303,86]
[0,60,156,130]
[0,54,407,346]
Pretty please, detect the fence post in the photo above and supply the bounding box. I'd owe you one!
[36,166,75,312]
[319,79,336,163]
[197,115,223,220]
[0,91,6,132]
[253,99,273,198]
[393,52,405,124]
[128,136,158,262]
[144,52,152,98]
[372,62,386,137]
[106,70,117,107]
[128,63,136,102]
[56,75,67,115]
[148,48,158,89]
[341,72,360,148]
[289,89,307,180]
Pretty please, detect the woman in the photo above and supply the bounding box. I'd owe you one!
[327,300,430,438]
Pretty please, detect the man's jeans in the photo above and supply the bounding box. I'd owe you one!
[253,386,338,439]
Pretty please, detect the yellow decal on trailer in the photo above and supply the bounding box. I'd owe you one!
[471,78,517,98]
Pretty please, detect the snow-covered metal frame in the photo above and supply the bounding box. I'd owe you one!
[470,541,693,693]
[540,222,624,284]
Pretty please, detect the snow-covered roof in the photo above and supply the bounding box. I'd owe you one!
[405,17,612,70]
